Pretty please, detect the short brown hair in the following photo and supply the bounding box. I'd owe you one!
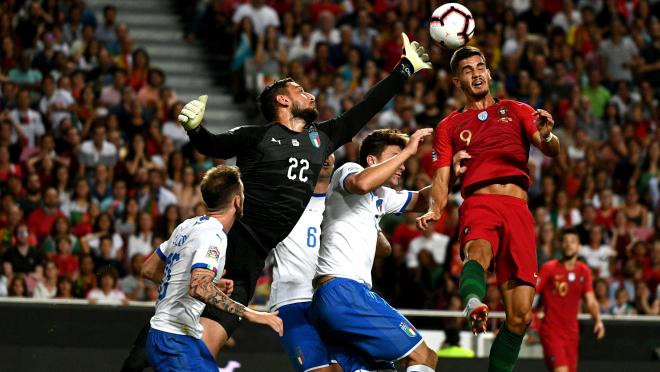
[200,165,242,211]
[359,129,409,167]
[450,46,485,75]
[257,78,294,122]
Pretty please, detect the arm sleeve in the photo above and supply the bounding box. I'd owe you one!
[187,125,260,159]
[382,187,414,215]
[190,231,227,274]
[336,162,365,193]
[536,263,550,293]
[513,101,539,141]
[317,61,412,148]
[155,240,169,262]
[432,119,453,169]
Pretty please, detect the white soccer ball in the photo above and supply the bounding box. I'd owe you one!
[429,3,475,49]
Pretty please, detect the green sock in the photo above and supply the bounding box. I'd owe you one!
[459,259,486,304]
[488,324,524,372]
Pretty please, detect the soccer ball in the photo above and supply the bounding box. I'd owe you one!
[429,3,475,49]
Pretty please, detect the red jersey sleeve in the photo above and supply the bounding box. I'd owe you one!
[581,263,594,294]
[511,101,539,141]
[432,116,453,169]
[536,261,552,293]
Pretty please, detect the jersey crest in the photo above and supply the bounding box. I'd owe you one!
[308,130,321,148]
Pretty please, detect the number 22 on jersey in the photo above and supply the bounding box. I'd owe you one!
[287,157,309,182]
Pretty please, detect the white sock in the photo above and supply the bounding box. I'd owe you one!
[406,365,435,372]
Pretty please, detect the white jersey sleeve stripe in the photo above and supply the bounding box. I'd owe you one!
[397,191,413,215]
[190,262,217,273]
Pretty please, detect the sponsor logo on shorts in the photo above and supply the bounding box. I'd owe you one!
[463,226,470,236]
[296,347,305,365]
[206,245,220,259]
[399,322,417,337]
[432,149,437,162]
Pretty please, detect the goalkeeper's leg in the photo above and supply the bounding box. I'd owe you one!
[121,322,151,372]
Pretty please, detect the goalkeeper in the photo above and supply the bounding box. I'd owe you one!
[121,33,431,371]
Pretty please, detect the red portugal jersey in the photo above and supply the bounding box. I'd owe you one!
[432,99,539,196]
[537,259,593,334]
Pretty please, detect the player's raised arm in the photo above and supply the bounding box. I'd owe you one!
[189,268,283,336]
[344,128,433,194]
[515,102,560,157]
[318,33,432,147]
[179,95,257,159]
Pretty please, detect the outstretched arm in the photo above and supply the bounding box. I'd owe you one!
[319,33,431,147]
[584,291,605,339]
[189,268,283,335]
[416,166,451,231]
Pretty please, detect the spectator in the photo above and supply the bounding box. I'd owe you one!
[537,222,559,266]
[95,5,118,48]
[127,212,154,260]
[51,235,79,279]
[610,287,636,315]
[87,265,127,305]
[580,225,615,279]
[81,212,123,259]
[73,254,96,298]
[79,124,118,170]
[115,197,139,238]
[55,275,74,299]
[594,278,612,314]
[575,203,597,245]
[38,75,75,131]
[129,48,149,91]
[231,0,279,36]
[100,69,127,107]
[437,327,475,358]
[7,273,28,297]
[136,68,166,108]
[26,187,65,243]
[8,51,43,92]
[406,222,450,270]
[120,253,145,301]
[634,281,660,315]
[91,235,125,278]
[138,169,177,217]
[33,260,58,299]
[171,166,202,219]
[3,223,42,274]
[62,177,93,230]
[161,102,188,150]
[9,89,45,150]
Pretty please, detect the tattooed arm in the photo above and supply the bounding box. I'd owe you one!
[189,268,283,335]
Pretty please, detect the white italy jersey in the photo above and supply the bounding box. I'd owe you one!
[150,216,227,339]
[267,194,325,311]
[315,162,412,288]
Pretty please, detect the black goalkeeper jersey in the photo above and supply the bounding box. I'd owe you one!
[187,63,411,256]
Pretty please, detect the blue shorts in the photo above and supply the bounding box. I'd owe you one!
[279,302,396,372]
[310,277,424,362]
[146,328,217,372]
[278,302,334,372]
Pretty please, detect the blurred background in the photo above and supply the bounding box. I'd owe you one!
[0,0,659,371]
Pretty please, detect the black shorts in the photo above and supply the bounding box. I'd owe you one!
[200,220,269,336]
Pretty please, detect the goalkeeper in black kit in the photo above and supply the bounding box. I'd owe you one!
[121,33,431,371]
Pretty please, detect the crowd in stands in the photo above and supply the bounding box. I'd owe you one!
[1,0,659,322]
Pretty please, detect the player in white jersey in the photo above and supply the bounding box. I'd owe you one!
[311,129,439,372]
[141,165,282,371]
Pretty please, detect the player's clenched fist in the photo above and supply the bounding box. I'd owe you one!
[178,95,208,131]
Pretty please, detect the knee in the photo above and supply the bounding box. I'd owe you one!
[507,309,533,333]
[465,240,492,268]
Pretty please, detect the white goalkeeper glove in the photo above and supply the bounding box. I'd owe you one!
[401,32,432,73]
[178,95,208,131]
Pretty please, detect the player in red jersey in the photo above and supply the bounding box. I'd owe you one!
[537,229,605,372]
[417,46,560,372]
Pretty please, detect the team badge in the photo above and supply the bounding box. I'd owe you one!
[295,347,305,365]
[497,107,512,123]
[376,199,384,212]
[292,139,299,147]
[206,245,220,259]
[568,272,576,282]
[308,130,321,148]
[399,322,417,337]
[477,111,488,121]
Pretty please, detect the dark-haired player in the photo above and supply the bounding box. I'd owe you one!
[176,33,432,357]
[417,45,560,372]
[537,229,604,372]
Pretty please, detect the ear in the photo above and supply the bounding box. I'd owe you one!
[275,94,290,107]
[452,76,461,89]
[366,154,376,167]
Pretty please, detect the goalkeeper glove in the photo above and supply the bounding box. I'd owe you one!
[178,95,208,131]
[401,32,432,74]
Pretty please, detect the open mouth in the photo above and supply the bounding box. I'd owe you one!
[472,78,484,88]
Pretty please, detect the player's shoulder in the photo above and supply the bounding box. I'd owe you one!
[336,161,364,173]
[576,260,592,274]
[437,110,461,129]
[187,216,225,236]
[542,259,561,271]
